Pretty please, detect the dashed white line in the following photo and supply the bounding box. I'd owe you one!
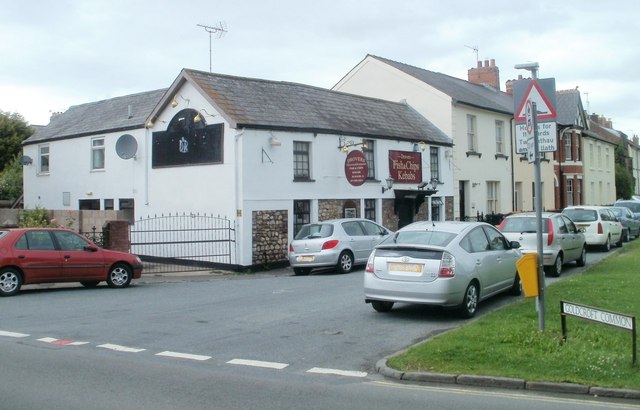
[307,367,368,378]
[227,358,289,370]
[37,337,90,346]
[0,330,29,338]
[98,343,146,353]
[155,351,211,361]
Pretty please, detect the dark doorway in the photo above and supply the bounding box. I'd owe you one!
[459,181,467,221]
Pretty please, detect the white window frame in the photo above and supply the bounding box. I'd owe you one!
[487,181,499,213]
[466,114,477,151]
[38,144,50,174]
[91,137,105,170]
[495,120,504,154]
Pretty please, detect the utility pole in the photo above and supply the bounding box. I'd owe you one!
[197,22,227,73]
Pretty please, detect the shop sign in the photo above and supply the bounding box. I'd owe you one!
[344,150,368,186]
[388,151,422,184]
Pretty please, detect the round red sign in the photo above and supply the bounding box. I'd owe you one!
[344,150,368,186]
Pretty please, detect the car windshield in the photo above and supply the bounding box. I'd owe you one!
[563,209,597,222]
[294,223,333,240]
[617,202,640,212]
[0,230,8,239]
[609,208,625,217]
[384,230,456,246]
[501,217,548,233]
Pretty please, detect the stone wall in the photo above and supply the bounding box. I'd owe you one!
[318,199,360,220]
[252,210,288,265]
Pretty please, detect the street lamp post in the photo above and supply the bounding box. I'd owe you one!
[515,62,546,332]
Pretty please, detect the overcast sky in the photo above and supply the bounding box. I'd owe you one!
[1,0,638,136]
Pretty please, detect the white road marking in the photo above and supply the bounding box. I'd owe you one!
[0,330,29,338]
[37,337,89,346]
[97,343,146,353]
[155,351,211,361]
[307,367,368,378]
[227,358,289,370]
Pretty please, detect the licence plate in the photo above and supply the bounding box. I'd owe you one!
[388,262,423,273]
[297,256,315,262]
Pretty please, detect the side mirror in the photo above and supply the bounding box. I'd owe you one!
[510,240,521,249]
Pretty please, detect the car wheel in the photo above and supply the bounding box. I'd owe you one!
[336,251,354,274]
[80,281,100,288]
[576,246,587,267]
[0,268,22,297]
[371,300,394,312]
[546,254,562,277]
[458,282,479,318]
[509,273,522,296]
[622,228,630,243]
[106,263,132,288]
[293,267,311,276]
[602,235,611,252]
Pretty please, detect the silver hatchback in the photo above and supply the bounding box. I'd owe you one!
[498,212,587,277]
[364,221,522,318]
[289,218,392,275]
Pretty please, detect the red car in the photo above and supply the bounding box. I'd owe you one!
[0,228,143,296]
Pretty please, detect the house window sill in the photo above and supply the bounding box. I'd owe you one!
[466,151,482,158]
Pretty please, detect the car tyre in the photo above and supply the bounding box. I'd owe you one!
[293,267,311,276]
[546,254,562,277]
[509,273,522,296]
[602,235,611,252]
[81,281,100,288]
[371,300,394,312]
[0,268,22,297]
[458,282,479,318]
[336,251,354,274]
[622,228,630,243]
[106,263,132,288]
[576,246,587,267]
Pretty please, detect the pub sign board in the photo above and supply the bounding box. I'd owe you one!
[344,150,368,186]
[388,150,422,184]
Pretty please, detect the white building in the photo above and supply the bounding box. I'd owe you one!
[23,69,453,269]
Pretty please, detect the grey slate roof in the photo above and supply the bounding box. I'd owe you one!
[23,89,167,145]
[183,69,452,145]
[555,89,585,127]
[369,55,514,115]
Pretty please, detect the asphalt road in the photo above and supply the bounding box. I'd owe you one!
[0,245,636,409]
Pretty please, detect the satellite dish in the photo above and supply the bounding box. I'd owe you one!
[19,155,33,165]
[116,134,138,159]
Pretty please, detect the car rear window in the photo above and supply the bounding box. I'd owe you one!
[294,223,333,240]
[563,209,597,222]
[617,202,640,212]
[384,230,456,246]
[501,217,549,233]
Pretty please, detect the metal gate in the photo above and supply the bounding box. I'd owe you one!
[130,213,237,274]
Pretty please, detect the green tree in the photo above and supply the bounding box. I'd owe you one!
[0,111,34,172]
[614,143,635,200]
[0,155,23,200]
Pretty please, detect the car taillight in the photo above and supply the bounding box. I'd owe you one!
[547,219,554,246]
[365,253,375,273]
[289,243,294,253]
[322,240,339,250]
[438,252,455,278]
[597,222,603,234]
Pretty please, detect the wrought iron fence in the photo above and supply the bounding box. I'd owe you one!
[81,226,105,247]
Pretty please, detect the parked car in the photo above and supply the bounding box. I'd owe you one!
[561,206,623,251]
[497,212,586,277]
[609,206,640,242]
[363,221,521,318]
[289,218,392,275]
[614,199,640,219]
[0,228,143,297]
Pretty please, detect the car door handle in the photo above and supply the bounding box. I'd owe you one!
[18,255,25,259]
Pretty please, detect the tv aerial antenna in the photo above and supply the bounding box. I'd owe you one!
[465,45,479,64]
[197,22,228,72]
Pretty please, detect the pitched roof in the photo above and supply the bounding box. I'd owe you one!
[23,89,167,145]
[179,69,452,145]
[368,55,513,115]
[555,89,586,127]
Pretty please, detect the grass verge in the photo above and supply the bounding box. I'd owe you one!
[387,239,640,390]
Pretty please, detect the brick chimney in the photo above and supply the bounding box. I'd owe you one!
[468,59,500,90]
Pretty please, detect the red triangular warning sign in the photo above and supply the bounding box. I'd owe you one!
[515,80,557,121]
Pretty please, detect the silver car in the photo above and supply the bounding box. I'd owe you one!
[498,212,586,277]
[289,218,392,275]
[609,206,640,242]
[364,221,521,318]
